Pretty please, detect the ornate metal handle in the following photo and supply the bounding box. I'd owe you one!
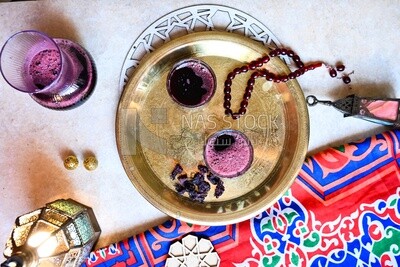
[306,95,333,106]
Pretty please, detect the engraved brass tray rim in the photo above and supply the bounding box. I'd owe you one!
[116,31,309,225]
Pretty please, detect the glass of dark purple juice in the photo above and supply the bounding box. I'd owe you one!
[0,30,96,109]
[166,58,216,108]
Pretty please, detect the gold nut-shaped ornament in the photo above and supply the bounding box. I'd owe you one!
[84,156,98,171]
[64,155,79,170]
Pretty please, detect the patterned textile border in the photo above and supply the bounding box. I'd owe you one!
[84,130,400,267]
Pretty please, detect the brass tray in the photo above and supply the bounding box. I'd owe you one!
[116,31,309,225]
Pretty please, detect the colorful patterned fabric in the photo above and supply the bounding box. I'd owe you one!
[84,130,400,267]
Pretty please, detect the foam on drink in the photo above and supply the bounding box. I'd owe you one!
[204,129,253,178]
[28,49,61,89]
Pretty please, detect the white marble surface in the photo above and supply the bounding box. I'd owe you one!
[0,0,399,261]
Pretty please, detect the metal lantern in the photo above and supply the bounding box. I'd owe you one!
[2,199,101,267]
[307,94,400,127]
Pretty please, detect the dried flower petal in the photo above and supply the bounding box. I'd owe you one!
[170,164,183,180]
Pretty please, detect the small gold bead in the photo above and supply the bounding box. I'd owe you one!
[84,156,98,171]
[64,155,79,170]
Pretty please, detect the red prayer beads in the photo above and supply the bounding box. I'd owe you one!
[223,48,350,119]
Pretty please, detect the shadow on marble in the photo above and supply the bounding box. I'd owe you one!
[327,81,396,100]
[31,6,82,44]
[12,144,74,209]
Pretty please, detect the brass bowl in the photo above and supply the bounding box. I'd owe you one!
[116,31,309,225]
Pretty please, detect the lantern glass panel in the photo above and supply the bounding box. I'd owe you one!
[12,223,33,247]
[47,200,85,218]
[73,213,94,244]
[62,248,82,267]
[17,209,41,226]
[27,220,59,247]
[38,254,65,267]
[42,208,69,227]
[65,223,81,247]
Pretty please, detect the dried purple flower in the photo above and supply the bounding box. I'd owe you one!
[177,173,188,184]
[174,183,186,195]
[214,180,225,198]
[170,163,183,180]
[207,172,221,185]
[192,172,204,185]
[198,181,211,194]
[171,163,225,202]
[183,180,195,192]
[197,164,208,174]
[189,191,207,203]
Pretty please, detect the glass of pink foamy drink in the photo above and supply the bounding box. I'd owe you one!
[204,129,253,178]
[0,30,96,109]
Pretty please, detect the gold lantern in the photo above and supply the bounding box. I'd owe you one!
[2,199,101,267]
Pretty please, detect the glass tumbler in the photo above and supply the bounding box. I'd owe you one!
[0,30,96,109]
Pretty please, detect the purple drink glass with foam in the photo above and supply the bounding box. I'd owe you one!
[0,30,96,109]
[204,129,254,178]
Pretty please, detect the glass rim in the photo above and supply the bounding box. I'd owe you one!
[0,30,64,94]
